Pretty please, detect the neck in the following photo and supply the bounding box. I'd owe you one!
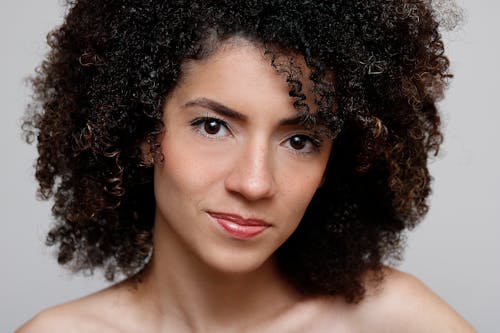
[135,217,302,332]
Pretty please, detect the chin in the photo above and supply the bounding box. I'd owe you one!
[199,245,275,275]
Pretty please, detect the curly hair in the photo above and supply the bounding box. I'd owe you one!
[24,0,453,302]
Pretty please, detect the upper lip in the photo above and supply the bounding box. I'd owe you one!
[207,211,271,227]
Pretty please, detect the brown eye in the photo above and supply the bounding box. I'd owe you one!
[191,117,230,138]
[284,134,320,154]
[204,119,221,135]
[289,135,307,150]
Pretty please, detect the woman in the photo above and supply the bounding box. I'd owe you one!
[18,0,475,332]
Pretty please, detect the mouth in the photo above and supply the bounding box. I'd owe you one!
[207,211,271,240]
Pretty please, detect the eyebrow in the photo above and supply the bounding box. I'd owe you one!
[183,97,305,126]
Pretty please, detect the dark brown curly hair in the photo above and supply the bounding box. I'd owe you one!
[24,0,453,303]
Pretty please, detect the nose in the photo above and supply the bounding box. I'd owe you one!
[224,140,277,201]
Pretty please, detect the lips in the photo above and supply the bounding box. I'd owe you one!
[207,212,270,240]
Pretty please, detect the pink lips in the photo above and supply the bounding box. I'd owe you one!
[208,212,270,240]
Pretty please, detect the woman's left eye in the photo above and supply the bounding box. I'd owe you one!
[190,117,231,138]
[283,134,320,154]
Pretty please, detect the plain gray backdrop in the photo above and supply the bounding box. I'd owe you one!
[1,0,498,332]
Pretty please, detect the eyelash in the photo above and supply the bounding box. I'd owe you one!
[190,116,231,139]
[189,116,323,154]
[286,134,322,155]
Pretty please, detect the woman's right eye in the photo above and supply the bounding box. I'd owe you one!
[190,117,231,138]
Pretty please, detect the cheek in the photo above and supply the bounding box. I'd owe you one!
[154,131,230,204]
[289,181,318,216]
[276,171,323,230]
[278,157,327,200]
[275,152,330,228]
[155,139,204,199]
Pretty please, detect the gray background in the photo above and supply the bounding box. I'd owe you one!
[1,0,498,332]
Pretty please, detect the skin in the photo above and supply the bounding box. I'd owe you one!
[17,40,476,333]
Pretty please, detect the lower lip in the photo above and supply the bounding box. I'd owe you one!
[209,215,269,240]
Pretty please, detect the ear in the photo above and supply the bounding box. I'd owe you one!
[139,141,155,166]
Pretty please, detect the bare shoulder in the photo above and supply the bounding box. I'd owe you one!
[16,305,87,333]
[16,281,138,333]
[350,267,477,332]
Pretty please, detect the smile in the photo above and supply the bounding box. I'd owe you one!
[207,212,271,240]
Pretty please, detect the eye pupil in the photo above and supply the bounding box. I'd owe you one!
[204,120,221,134]
[290,136,306,150]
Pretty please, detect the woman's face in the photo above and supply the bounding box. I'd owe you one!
[153,40,332,273]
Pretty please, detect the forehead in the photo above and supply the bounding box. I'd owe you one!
[177,38,318,116]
